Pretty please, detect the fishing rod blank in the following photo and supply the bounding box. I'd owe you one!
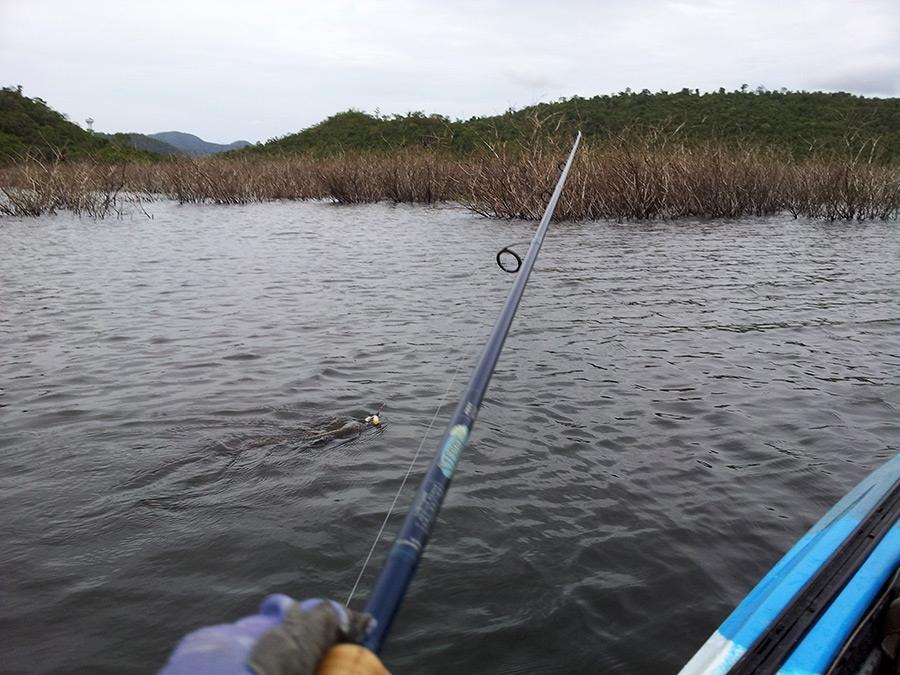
[359,131,582,654]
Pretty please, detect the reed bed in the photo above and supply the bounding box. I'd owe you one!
[0,156,151,218]
[1,143,898,221]
[460,144,900,221]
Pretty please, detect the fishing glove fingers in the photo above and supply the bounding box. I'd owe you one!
[159,594,374,675]
[249,596,373,675]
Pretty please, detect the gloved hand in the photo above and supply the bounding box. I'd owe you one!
[159,594,377,675]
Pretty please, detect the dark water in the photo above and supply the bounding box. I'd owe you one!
[1,201,898,674]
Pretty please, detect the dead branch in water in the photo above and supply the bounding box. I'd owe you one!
[1,140,898,221]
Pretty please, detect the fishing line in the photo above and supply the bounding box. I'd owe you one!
[345,310,486,605]
[347,230,553,601]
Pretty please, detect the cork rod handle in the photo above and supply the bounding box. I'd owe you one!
[315,644,390,675]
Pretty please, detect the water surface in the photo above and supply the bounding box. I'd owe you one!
[1,202,898,673]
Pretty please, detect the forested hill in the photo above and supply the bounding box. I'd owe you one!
[3,85,898,164]
[0,86,154,163]
[241,90,900,161]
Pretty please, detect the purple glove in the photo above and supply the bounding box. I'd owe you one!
[159,594,373,675]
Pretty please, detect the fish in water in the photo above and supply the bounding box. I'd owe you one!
[304,415,381,443]
[224,414,383,452]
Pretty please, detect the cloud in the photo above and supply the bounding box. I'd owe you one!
[1,0,898,142]
[813,57,900,96]
[502,68,556,91]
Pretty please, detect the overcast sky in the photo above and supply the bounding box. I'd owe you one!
[1,0,898,143]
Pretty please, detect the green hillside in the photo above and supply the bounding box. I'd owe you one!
[242,89,900,161]
[240,110,459,156]
[0,85,155,163]
[3,85,899,165]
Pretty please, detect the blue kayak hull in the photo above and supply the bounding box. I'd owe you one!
[680,453,900,675]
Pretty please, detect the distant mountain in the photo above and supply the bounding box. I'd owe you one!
[97,131,249,156]
[148,131,251,156]
[97,132,182,155]
[0,86,249,163]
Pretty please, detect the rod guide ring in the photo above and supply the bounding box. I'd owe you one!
[496,247,522,273]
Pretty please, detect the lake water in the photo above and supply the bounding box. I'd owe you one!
[1,201,898,674]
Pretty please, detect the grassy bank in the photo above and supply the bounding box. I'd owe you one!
[1,142,899,221]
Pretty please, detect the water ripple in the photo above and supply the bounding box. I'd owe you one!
[0,203,897,673]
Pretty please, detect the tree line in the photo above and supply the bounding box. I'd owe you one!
[242,89,900,162]
[2,84,899,165]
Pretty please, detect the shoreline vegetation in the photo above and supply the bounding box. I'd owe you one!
[2,85,899,221]
[2,141,898,221]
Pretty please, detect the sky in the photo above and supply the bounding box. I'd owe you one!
[1,0,898,143]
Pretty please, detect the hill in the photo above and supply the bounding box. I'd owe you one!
[0,85,155,163]
[0,86,249,163]
[96,131,250,156]
[3,85,898,166]
[149,131,251,156]
[241,89,900,161]
[238,110,455,156]
[96,132,182,155]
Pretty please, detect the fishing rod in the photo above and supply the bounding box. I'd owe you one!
[318,131,582,673]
